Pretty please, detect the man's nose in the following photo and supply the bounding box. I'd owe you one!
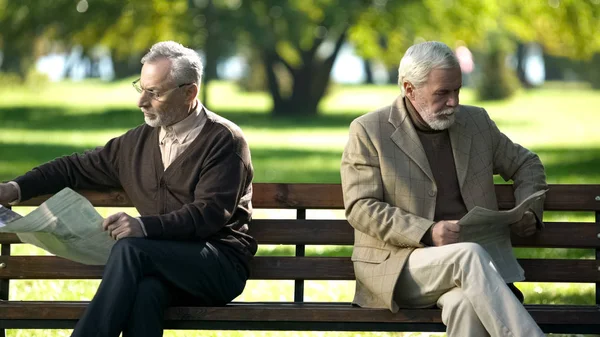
[447,93,459,107]
[137,91,150,108]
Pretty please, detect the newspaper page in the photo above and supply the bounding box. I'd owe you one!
[0,205,23,225]
[458,189,547,283]
[0,188,115,265]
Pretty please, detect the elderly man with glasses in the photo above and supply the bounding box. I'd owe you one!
[0,41,256,337]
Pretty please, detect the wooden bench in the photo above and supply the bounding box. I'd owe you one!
[0,183,599,335]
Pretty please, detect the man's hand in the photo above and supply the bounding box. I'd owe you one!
[431,220,460,246]
[510,210,537,237]
[0,183,18,205]
[102,212,145,240]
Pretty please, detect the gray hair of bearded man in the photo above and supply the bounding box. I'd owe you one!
[397,41,460,97]
[141,41,203,87]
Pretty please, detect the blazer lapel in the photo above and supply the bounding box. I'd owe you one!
[388,96,435,182]
[448,108,472,189]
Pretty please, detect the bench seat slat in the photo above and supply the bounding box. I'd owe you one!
[0,221,597,248]
[0,302,597,327]
[0,256,597,282]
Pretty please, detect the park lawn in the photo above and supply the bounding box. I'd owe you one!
[1,79,599,184]
[1,80,599,337]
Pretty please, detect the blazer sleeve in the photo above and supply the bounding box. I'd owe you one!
[341,119,434,248]
[486,109,548,223]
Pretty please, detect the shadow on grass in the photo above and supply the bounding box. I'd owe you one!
[0,142,95,181]
[0,107,142,131]
[1,105,540,133]
[0,142,345,183]
[0,106,363,131]
[251,147,343,183]
[3,140,600,185]
[0,142,90,162]
[533,147,600,183]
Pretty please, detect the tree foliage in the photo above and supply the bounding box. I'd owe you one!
[0,0,187,76]
[1,0,600,111]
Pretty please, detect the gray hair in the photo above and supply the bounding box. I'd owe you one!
[398,41,459,97]
[141,41,203,86]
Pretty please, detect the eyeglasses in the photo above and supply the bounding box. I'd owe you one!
[132,79,193,101]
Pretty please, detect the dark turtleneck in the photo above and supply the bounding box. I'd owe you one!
[404,98,468,240]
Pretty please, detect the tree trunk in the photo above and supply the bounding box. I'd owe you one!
[515,42,533,88]
[0,39,26,77]
[363,59,374,84]
[266,28,348,117]
[0,50,23,75]
[263,51,284,114]
[476,34,519,101]
[201,33,220,108]
[112,55,142,80]
[271,66,323,116]
[193,0,220,108]
[201,54,218,107]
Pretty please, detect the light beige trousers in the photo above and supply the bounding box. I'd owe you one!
[393,242,544,337]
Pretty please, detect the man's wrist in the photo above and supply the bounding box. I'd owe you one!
[134,217,148,237]
[421,222,435,246]
[6,181,21,205]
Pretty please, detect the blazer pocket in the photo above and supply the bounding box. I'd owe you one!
[351,246,391,264]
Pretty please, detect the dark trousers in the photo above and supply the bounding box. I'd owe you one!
[71,238,248,337]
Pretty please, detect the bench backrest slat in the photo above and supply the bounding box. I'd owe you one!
[14,184,600,211]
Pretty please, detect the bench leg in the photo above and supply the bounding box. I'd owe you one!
[0,243,10,337]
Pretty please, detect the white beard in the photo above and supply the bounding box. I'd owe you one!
[422,107,457,130]
[143,110,178,128]
[144,115,161,128]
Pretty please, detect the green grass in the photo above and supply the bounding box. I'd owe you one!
[1,80,599,184]
[2,80,599,336]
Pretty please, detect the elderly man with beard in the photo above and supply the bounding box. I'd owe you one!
[0,41,255,337]
[341,41,547,336]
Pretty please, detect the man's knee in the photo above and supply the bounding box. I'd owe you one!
[107,237,150,264]
[453,242,491,262]
[111,237,147,254]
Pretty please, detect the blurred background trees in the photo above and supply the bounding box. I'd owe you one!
[1,0,599,114]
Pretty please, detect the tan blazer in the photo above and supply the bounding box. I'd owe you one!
[340,96,547,312]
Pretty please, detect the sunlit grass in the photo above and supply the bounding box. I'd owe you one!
[2,80,599,184]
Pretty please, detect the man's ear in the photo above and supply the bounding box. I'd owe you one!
[403,81,414,99]
[186,83,199,103]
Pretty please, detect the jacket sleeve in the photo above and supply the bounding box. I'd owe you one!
[341,119,433,248]
[486,109,548,224]
[13,137,122,201]
[140,129,252,240]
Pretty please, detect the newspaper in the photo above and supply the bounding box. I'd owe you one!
[458,189,547,283]
[0,188,115,265]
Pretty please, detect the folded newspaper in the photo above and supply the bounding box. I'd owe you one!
[457,189,548,283]
[0,188,115,265]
